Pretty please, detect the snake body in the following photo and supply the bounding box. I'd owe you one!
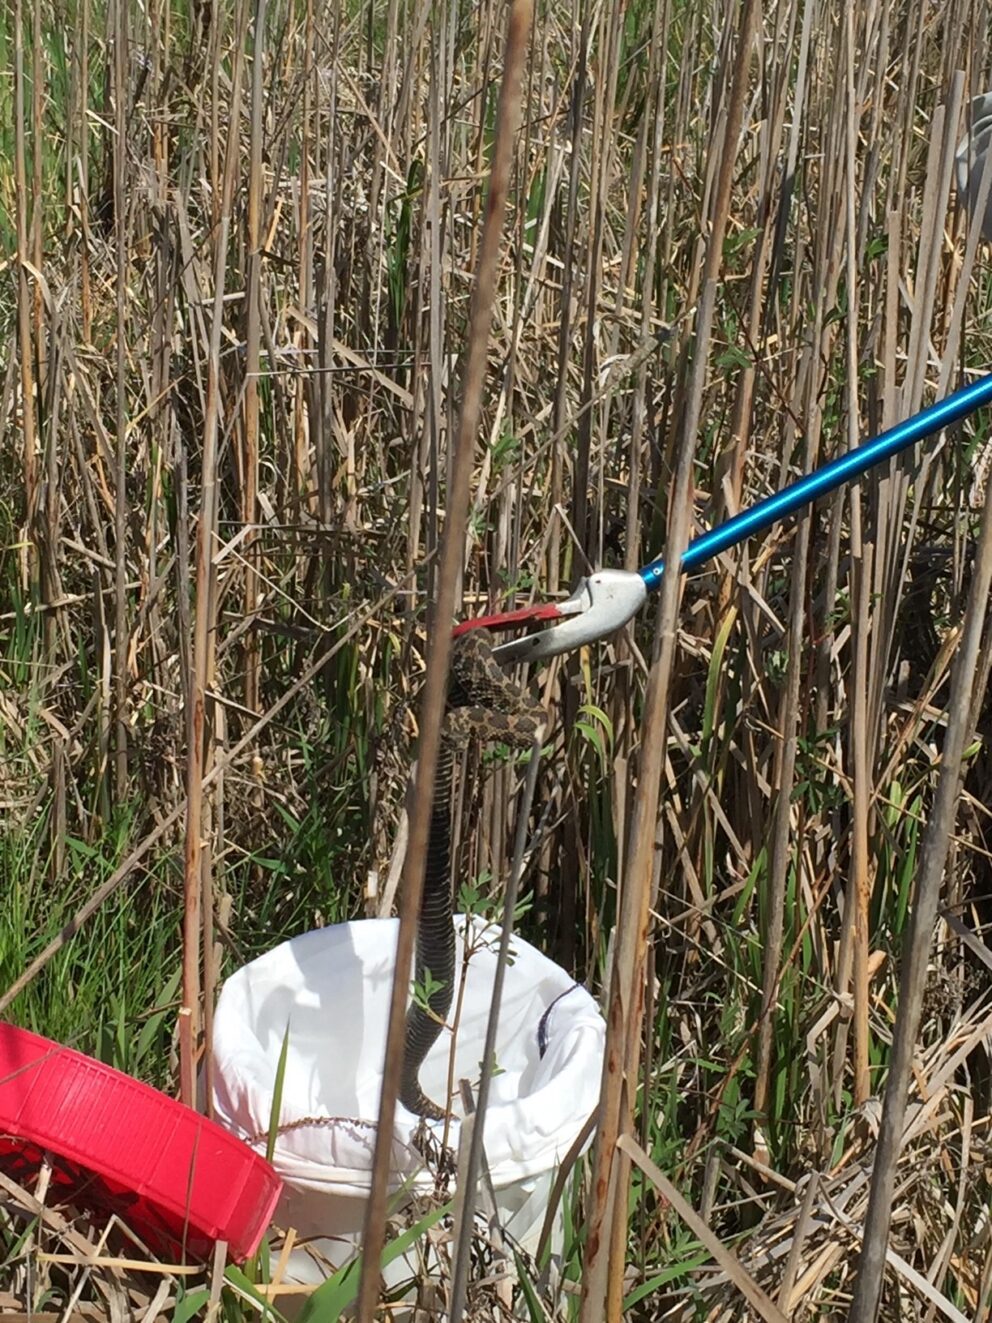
[398,632,546,1119]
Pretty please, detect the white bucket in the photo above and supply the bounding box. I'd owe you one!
[211,915,604,1280]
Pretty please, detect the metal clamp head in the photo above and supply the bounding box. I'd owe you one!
[491,570,647,663]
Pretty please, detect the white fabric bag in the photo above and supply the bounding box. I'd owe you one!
[211,915,605,1273]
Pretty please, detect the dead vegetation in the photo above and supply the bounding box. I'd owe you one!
[4,0,992,1316]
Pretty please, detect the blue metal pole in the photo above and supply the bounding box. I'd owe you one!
[639,372,992,592]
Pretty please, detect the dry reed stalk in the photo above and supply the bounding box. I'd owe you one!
[866,210,908,759]
[625,0,668,577]
[30,0,43,398]
[478,20,546,897]
[418,3,446,595]
[844,2,873,1110]
[699,0,810,1132]
[292,0,314,526]
[610,3,670,1022]
[786,9,873,1113]
[77,0,92,346]
[112,0,130,802]
[314,5,338,535]
[180,0,249,1108]
[715,1,796,529]
[144,0,173,734]
[400,74,425,582]
[581,5,763,1317]
[355,7,532,1313]
[751,389,818,1156]
[14,0,37,589]
[574,0,619,567]
[849,486,992,1317]
[556,1,623,971]
[852,76,962,1107]
[548,10,588,599]
[448,732,545,1322]
[241,0,267,717]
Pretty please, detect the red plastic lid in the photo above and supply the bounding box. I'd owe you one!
[0,1022,282,1262]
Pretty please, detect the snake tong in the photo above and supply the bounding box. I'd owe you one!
[453,372,992,662]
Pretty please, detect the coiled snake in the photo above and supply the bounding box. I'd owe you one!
[399,631,546,1120]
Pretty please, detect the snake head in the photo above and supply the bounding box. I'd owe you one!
[445,631,547,747]
[448,630,521,714]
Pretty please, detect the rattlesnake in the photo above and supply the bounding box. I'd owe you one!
[399,631,546,1120]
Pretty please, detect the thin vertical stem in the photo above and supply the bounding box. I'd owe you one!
[548,9,588,596]
[79,0,92,345]
[113,0,130,801]
[293,0,313,525]
[583,3,762,1318]
[31,0,44,398]
[848,478,992,1321]
[180,0,248,1109]
[355,3,531,1313]
[14,0,38,585]
[752,387,817,1136]
[448,735,544,1323]
[243,0,266,716]
[843,1,873,1109]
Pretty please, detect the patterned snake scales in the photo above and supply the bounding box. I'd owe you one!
[398,631,546,1120]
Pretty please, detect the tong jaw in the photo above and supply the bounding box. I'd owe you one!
[492,570,647,663]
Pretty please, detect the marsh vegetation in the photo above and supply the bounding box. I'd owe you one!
[3,0,992,1316]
